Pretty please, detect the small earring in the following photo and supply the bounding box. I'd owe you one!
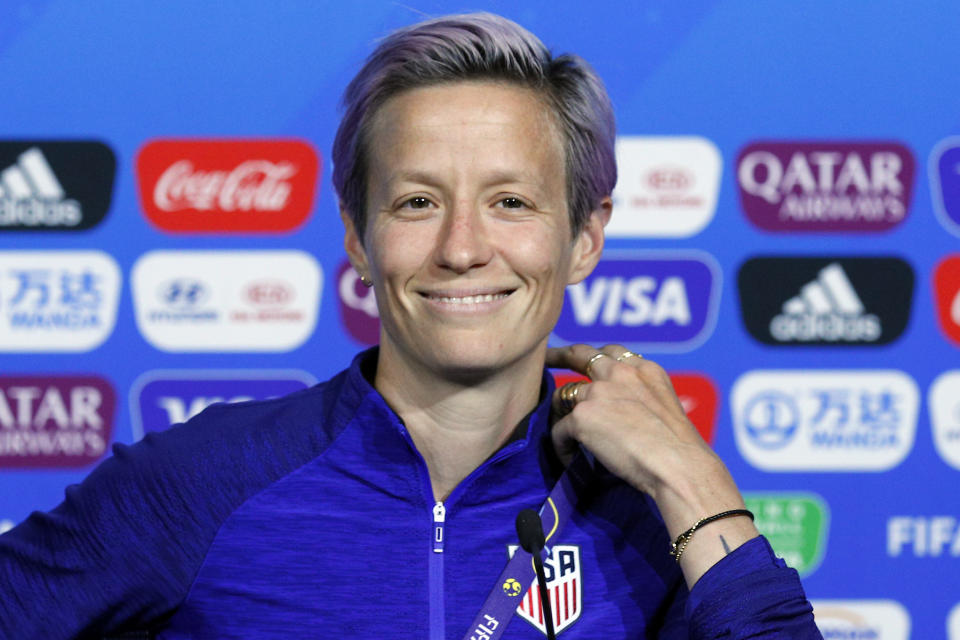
[359,274,373,287]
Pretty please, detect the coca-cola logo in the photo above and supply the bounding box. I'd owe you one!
[645,167,693,191]
[245,280,293,307]
[136,139,319,233]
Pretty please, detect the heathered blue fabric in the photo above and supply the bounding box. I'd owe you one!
[0,350,818,639]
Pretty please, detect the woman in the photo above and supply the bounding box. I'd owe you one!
[0,12,820,639]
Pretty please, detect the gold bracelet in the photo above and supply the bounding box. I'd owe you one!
[669,509,754,563]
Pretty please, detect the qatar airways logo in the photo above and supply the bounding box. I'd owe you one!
[0,375,115,468]
[136,139,319,233]
[737,141,914,232]
[554,252,720,352]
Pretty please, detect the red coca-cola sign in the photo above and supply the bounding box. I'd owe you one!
[136,139,319,233]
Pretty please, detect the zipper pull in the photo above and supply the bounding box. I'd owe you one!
[432,501,445,553]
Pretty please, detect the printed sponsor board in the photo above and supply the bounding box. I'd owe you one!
[731,370,918,471]
[552,371,717,444]
[554,251,721,353]
[929,137,960,237]
[609,136,721,237]
[887,515,960,557]
[929,370,960,471]
[0,375,115,468]
[0,251,121,352]
[336,258,379,345]
[812,600,910,639]
[949,602,960,640]
[136,139,319,233]
[743,492,828,577]
[737,256,914,346]
[737,141,914,232]
[129,369,316,440]
[0,141,115,231]
[934,255,960,346]
[131,250,321,352]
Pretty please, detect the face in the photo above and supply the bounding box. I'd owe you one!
[343,81,608,378]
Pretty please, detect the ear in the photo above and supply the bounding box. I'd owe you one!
[567,196,611,285]
[340,206,371,282]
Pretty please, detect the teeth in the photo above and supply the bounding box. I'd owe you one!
[434,293,508,304]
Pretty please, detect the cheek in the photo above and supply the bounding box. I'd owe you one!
[367,225,432,280]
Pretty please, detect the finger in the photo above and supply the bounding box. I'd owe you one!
[550,414,580,467]
[545,343,616,380]
[551,380,590,418]
[610,346,644,367]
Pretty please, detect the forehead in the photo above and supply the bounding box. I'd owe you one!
[365,81,565,182]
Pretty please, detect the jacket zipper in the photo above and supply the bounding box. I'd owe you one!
[430,501,446,640]
[394,416,526,640]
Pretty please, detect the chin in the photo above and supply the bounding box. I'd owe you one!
[420,336,545,381]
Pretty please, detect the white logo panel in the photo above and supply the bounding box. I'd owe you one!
[0,251,121,351]
[949,602,960,640]
[609,136,721,238]
[812,600,910,639]
[132,250,321,352]
[930,371,960,470]
[732,370,918,471]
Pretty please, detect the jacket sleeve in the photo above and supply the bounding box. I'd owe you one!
[0,431,218,639]
[682,535,823,639]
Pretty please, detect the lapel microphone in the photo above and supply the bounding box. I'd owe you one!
[516,508,556,640]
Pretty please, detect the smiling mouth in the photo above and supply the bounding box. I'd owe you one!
[420,290,514,305]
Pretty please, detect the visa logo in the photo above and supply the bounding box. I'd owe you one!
[554,254,719,352]
[130,370,315,440]
[568,276,691,326]
[156,394,254,424]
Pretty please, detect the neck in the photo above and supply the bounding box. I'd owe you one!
[374,342,545,501]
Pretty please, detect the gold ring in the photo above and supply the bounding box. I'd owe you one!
[585,352,610,379]
[558,381,587,415]
[616,350,642,362]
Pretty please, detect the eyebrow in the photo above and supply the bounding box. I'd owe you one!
[385,169,544,190]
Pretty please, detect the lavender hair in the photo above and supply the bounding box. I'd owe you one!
[331,12,617,239]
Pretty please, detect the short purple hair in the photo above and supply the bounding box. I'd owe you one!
[332,12,617,238]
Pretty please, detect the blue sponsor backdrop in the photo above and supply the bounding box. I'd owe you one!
[2,0,959,635]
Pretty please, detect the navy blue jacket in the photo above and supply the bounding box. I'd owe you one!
[0,351,818,638]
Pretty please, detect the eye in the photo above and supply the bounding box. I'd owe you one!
[400,196,434,209]
[498,197,527,209]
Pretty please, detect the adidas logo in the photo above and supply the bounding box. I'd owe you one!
[770,263,881,342]
[0,147,81,226]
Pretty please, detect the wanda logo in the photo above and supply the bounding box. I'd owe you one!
[245,280,294,306]
[646,167,693,191]
[136,139,319,233]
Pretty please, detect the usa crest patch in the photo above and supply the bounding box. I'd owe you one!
[507,544,582,635]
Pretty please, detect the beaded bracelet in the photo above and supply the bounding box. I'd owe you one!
[669,509,755,563]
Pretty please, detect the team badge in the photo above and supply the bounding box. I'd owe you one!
[507,544,582,635]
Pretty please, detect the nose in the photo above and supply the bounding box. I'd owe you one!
[433,200,493,273]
